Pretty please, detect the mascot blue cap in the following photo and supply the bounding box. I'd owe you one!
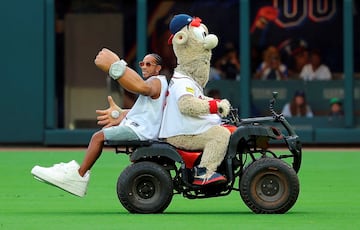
[169,14,193,34]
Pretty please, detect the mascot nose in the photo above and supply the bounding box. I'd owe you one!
[203,34,218,50]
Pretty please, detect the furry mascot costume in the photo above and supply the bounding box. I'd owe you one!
[159,14,231,185]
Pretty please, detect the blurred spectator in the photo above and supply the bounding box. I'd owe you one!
[215,43,241,80]
[209,66,222,81]
[278,38,309,79]
[299,49,331,81]
[290,48,309,79]
[328,97,344,118]
[281,90,313,117]
[254,46,288,80]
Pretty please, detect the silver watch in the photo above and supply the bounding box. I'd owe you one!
[109,59,127,80]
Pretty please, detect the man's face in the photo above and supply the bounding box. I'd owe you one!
[139,55,160,78]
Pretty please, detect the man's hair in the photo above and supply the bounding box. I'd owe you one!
[149,53,163,65]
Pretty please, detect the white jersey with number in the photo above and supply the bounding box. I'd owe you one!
[121,75,168,140]
[159,72,221,138]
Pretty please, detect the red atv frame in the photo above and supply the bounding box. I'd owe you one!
[105,92,302,214]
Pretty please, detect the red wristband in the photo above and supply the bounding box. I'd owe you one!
[208,100,218,114]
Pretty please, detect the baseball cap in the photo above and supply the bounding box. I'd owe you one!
[170,14,193,34]
[168,14,193,45]
[330,97,342,105]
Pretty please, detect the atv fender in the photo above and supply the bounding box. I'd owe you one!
[130,143,184,164]
[227,125,282,157]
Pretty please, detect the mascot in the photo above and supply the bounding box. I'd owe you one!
[159,14,231,186]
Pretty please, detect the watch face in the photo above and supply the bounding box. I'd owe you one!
[110,61,126,78]
[111,65,122,76]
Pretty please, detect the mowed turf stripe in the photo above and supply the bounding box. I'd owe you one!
[0,148,359,230]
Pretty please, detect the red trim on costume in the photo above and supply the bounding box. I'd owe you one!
[208,100,218,114]
[168,34,174,45]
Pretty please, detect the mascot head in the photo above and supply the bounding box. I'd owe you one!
[168,14,218,87]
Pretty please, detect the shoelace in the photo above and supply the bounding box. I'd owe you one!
[52,162,66,169]
[52,162,75,171]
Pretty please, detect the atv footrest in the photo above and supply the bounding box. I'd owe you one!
[105,140,156,147]
[104,140,160,154]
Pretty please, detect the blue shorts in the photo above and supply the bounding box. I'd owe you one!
[103,125,140,141]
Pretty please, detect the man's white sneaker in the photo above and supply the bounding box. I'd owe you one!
[31,160,90,197]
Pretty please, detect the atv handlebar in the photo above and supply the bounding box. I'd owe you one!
[268,91,297,137]
[224,92,297,137]
[269,91,280,119]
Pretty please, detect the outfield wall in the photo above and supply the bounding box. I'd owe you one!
[206,80,360,117]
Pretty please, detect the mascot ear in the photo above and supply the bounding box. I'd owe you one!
[173,31,188,45]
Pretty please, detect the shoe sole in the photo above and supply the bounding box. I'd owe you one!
[31,168,86,197]
[34,175,44,182]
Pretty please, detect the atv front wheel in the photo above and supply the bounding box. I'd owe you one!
[117,161,173,213]
[239,158,299,214]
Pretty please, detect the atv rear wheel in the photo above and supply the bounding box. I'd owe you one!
[239,158,299,214]
[117,161,173,214]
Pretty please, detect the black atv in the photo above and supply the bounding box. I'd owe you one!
[105,92,301,214]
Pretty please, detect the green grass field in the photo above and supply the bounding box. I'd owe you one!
[1,147,359,230]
